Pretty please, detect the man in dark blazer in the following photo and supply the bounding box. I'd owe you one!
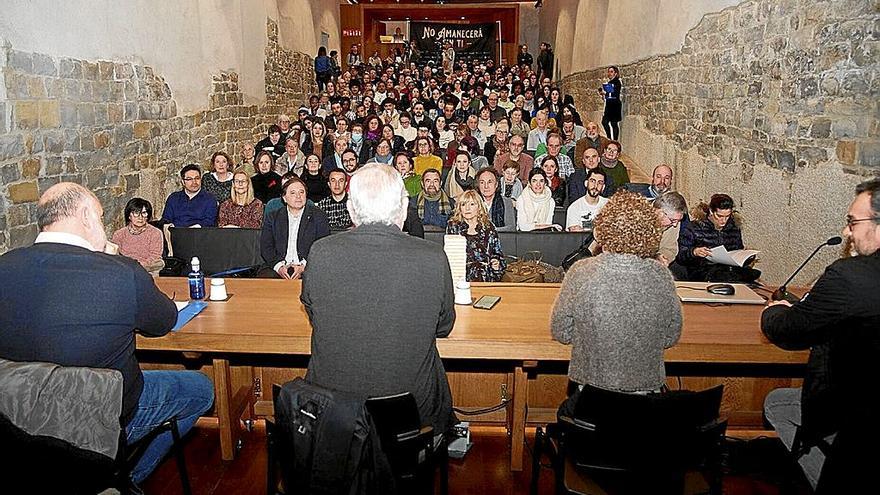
[259,175,331,278]
[301,164,457,434]
[762,178,880,493]
[0,183,214,485]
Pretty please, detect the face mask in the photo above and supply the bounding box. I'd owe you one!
[351,132,363,143]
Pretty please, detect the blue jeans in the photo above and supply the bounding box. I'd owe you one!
[126,370,214,483]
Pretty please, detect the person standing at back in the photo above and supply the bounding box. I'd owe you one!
[302,164,457,434]
[0,183,214,487]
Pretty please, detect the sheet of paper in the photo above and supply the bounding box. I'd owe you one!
[443,234,468,283]
[175,301,189,311]
[706,245,737,266]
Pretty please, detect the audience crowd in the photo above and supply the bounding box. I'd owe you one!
[148,49,758,284]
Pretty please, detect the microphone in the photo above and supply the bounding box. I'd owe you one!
[772,236,842,301]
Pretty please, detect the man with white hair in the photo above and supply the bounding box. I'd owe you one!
[302,164,457,435]
[0,182,214,487]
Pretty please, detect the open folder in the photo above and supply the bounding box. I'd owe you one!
[172,301,208,332]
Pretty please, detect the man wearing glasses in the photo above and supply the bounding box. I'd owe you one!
[762,178,880,492]
[653,191,688,269]
[161,163,218,228]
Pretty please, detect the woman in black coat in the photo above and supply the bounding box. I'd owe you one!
[599,66,622,140]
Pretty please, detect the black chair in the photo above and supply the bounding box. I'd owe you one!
[531,384,727,495]
[366,392,449,495]
[267,383,448,495]
[0,359,192,495]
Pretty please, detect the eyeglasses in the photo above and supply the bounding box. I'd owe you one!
[182,176,201,182]
[845,215,880,228]
[233,179,249,185]
[130,211,149,217]
[662,210,683,226]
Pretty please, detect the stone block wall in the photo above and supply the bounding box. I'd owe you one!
[0,18,316,253]
[561,0,879,283]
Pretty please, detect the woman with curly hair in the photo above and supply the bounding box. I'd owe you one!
[551,190,682,416]
[446,189,507,282]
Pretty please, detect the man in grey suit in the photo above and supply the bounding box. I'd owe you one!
[301,164,457,434]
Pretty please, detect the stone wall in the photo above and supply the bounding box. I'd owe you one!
[0,18,316,253]
[560,0,879,284]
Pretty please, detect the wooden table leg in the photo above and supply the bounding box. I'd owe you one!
[510,365,528,471]
[213,358,239,461]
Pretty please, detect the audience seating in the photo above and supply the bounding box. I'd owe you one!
[530,384,727,495]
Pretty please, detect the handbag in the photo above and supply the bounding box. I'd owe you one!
[501,251,545,283]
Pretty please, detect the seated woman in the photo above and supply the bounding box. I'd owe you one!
[551,191,682,416]
[443,150,476,201]
[366,139,394,165]
[301,120,334,161]
[516,168,558,231]
[413,137,443,176]
[300,153,331,204]
[446,189,507,282]
[381,124,406,154]
[111,198,164,273]
[675,193,761,282]
[539,155,567,207]
[251,151,282,204]
[201,151,234,204]
[218,168,264,229]
[394,152,422,198]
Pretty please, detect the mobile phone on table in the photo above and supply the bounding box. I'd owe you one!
[473,295,501,310]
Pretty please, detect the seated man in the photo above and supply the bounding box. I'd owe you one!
[255,124,286,161]
[475,167,516,232]
[0,183,214,486]
[302,164,457,435]
[626,164,673,200]
[493,134,533,182]
[566,169,608,232]
[316,168,353,231]
[573,121,609,162]
[567,146,606,204]
[413,168,455,229]
[259,176,331,279]
[762,179,880,492]
[652,191,687,268]
[534,133,575,180]
[162,163,218,227]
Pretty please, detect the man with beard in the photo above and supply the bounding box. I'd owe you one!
[410,102,432,128]
[413,168,455,228]
[316,168,353,230]
[574,121,610,160]
[566,169,608,232]
[493,134,534,182]
[598,140,630,196]
[628,164,673,200]
[567,147,605,204]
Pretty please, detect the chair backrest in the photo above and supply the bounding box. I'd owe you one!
[564,384,726,473]
[365,392,433,482]
[0,358,124,493]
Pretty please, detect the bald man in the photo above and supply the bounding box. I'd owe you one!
[627,164,674,200]
[0,183,214,486]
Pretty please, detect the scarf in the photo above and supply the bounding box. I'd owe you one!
[417,190,453,219]
[485,194,506,227]
[520,186,554,225]
[493,136,509,157]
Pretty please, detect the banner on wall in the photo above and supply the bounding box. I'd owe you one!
[410,22,497,67]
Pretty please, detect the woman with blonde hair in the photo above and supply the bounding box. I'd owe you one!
[551,190,681,416]
[218,167,264,229]
[446,189,507,282]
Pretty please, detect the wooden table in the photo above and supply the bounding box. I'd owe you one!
[138,278,807,469]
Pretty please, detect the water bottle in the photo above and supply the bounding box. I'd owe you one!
[188,257,206,300]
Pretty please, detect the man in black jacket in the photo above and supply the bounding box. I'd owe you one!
[537,42,554,82]
[762,178,880,493]
[302,164,456,434]
[0,183,214,485]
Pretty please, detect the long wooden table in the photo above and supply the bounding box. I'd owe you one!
[138,278,807,470]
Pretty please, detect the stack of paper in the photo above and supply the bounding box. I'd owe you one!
[443,234,467,282]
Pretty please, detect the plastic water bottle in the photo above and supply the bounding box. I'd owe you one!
[188,257,205,300]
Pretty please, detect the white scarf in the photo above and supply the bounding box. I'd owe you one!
[520,186,554,225]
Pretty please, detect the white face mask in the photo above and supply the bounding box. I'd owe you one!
[351,132,363,143]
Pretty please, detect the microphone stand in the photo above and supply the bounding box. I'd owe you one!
[771,237,842,301]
